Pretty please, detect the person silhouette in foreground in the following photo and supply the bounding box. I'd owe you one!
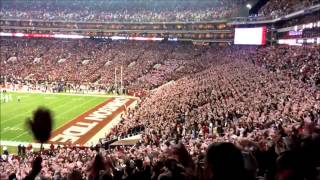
[205,142,252,180]
[23,107,53,180]
[24,156,42,180]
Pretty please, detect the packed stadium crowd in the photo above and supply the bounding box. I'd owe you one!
[1,38,319,90]
[0,0,245,22]
[1,42,320,179]
[2,0,318,22]
[1,1,320,178]
[258,0,319,18]
[0,38,217,90]
[1,126,319,180]
[249,46,320,88]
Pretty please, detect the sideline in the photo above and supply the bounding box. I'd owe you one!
[1,92,140,146]
[0,89,137,99]
[0,140,53,149]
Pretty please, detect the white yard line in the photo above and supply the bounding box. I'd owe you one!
[1,97,65,124]
[9,97,100,141]
[1,92,140,148]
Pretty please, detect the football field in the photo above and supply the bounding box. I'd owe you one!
[0,92,109,142]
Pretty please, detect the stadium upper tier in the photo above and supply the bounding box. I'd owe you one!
[1,0,319,23]
[1,0,244,22]
[258,0,319,18]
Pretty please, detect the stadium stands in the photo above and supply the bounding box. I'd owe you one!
[1,43,320,179]
[258,0,319,18]
[2,39,319,89]
[1,0,320,179]
[0,0,246,22]
[0,38,212,90]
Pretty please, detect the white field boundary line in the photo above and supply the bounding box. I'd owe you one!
[0,140,55,149]
[9,97,101,141]
[1,90,139,99]
[85,99,138,146]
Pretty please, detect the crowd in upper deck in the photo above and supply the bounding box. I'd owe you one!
[258,0,319,18]
[1,0,319,22]
[0,0,245,22]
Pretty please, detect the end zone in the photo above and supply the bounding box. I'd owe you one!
[48,97,137,145]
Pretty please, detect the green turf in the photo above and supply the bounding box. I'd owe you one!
[0,92,109,142]
[0,145,36,154]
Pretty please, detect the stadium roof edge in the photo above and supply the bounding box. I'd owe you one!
[229,4,320,25]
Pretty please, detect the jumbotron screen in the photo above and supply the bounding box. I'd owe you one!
[234,27,267,45]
